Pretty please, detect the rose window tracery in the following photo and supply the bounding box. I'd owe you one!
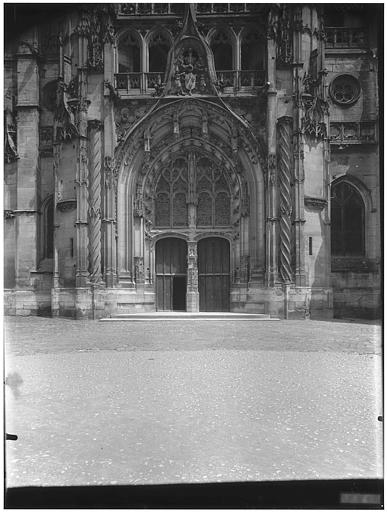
[329,75,361,106]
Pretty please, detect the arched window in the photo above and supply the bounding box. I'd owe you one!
[118,31,140,73]
[241,31,265,86]
[211,30,233,70]
[149,31,170,72]
[42,196,54,259]
[197,158,231,227]
[241,31,265,71]
[154,157,231,229]
[155,159,188,228]
[331,181,365,256]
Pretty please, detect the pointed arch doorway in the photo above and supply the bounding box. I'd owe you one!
[156,238,187,311]
[198,237,230,312]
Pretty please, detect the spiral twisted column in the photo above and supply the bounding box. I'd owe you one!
[277,116,293,283]
[88,121,103,283]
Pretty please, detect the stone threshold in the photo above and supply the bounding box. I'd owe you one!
[100,312,279,321]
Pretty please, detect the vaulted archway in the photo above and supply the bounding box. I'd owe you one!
[114,97,265,311]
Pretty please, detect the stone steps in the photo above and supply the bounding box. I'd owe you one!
[100,312,279,322]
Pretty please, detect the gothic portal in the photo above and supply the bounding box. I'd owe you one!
[4,4,381,319]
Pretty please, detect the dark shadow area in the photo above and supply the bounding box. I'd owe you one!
[5,479,383,509]
[4,4,76,42]
[173,276,186,311]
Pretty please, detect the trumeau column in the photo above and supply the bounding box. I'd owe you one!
[15,31,40,288]
[88,121,103,283]
[266,9,279,286]
[186,242,199,312]
[186,152,199,312]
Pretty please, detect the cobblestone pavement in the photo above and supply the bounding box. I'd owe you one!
[5,317,383,488]
[4,316,382,356]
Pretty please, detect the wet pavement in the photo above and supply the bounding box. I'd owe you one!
[5,317,383,487]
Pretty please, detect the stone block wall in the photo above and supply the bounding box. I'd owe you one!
[4,290,51,316]
[331,271,381,319]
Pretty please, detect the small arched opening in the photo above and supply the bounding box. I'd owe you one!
[241,31,265,86]
[331,180,365,256]
[118,30,141,73]
[211,30,233,71]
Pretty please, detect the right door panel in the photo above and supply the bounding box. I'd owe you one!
[198,237,230,312]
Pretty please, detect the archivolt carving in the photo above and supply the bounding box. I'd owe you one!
[115,98,263,174]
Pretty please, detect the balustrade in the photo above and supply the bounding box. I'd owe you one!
[119,3,251,16]
[325,27,367,48]
[240,70,265,87]
[330,121,377,145]
[115,69,265,96]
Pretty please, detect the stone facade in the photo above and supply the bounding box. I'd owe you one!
[4,4,381,319]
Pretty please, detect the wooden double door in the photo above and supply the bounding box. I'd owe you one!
[155,237,230,312]
[156,238,187,311]
[198,237,230,312]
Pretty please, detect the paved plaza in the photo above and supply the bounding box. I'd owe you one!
[5,316,382,488]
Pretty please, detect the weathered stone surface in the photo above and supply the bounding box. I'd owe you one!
[3,4,381,320]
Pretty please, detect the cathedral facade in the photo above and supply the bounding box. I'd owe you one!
[4,4,381,319]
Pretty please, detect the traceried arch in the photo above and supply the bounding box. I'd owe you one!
[241,31,265,71]
[152,154,232,229]
[118,30,141,72]
[240,30,265,87]
[148,29,171,73]
[210,29,233,70]
[196,157,231,227]
[155,158,188,228]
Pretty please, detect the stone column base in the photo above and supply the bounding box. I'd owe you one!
[186,291,199,312]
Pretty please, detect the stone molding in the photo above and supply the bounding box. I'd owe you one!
[304,196,327,210]
[57,199,77,212]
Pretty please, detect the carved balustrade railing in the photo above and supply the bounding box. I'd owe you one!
[325,27,367,49]
[216,69,266,90]
[196,3,252,14]
[118,3,254,16]
[115,72,142,92]
[239,69,265,87]
[216,70,237,89]
[115,70,265,95]
[146,72,165,89]
[330,121,377,145]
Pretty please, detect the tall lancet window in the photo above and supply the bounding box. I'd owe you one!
[155,159,188,228]
[197,158,231,227]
